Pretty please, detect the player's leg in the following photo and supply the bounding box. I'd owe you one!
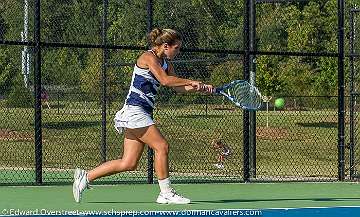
[45,100,50,109]
[87,132,145,181]
[72,129,145,203]
[127,125,168,179]
[214,155,225,169]
[129,125,190,204]
[219,155,224,162]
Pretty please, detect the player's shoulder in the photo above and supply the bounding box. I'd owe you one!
[137,51,157,67]
[141,51,160,61]
[139,51,157,61]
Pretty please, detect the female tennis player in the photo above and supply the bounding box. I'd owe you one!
[73,28,213,204]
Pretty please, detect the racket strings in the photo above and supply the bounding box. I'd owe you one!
[230,82,262,110]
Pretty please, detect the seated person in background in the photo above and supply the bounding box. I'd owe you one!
[41,87,50,109]
[212,139,231,169]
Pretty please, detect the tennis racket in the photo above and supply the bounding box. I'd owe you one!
[214,80,263,110]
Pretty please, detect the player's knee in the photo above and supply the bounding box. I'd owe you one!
[125,163,138,171]
[121,161,138,171]
[113,159,137,171]
[155,142,169,155]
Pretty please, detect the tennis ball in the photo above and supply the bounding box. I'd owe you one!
[274,98,285,109]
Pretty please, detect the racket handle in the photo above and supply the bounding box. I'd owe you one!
[214,88,221,94]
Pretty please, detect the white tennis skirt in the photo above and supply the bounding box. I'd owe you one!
[114,105,154,134]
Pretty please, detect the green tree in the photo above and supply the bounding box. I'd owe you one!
[0,15,6,40]
[42,48,82,86]
[63,1,102,44]
[107,0,147,46]
[80,50,121,103]
[210,60,242,87]
[0,0,24,41]
[6,74,33,108]
[256,1,341,96]
[256,56,286,96]
[0,48,17,95]
[313,57,338,96]
[280,57,313,96]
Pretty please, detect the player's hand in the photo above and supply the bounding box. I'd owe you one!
[203,84,214,93]
[198,83,214,93]
[190,81,203,91]
[190,81,214,93]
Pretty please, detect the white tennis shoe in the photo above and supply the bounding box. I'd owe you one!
[72,168,88,203]
[156,189,191,204]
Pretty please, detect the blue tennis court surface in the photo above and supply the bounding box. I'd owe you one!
[263,206,360,216]
[1,207,360,217]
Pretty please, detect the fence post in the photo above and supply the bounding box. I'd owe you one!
[100,0,109,163]
[243,0,251,182]
[337,0,345,181]
[146,0,154,184]
[249,0,257,179]
[34,0,43,185]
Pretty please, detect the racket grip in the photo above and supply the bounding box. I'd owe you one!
[214,88,221,94]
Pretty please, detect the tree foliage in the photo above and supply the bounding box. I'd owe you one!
[0,0,358,103]
[0,48,17,95]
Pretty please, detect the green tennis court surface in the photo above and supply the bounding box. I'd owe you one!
[1,182,360,214]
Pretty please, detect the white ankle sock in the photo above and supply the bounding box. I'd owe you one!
[158,178,172,193]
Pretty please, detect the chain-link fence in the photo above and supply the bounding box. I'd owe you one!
[0,0,351,185]
[349,8,360,180]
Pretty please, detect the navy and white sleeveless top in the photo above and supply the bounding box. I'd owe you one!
[125,51,168,114]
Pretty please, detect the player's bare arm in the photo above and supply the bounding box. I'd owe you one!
[164,61,213,93]
[139,52,194,87]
